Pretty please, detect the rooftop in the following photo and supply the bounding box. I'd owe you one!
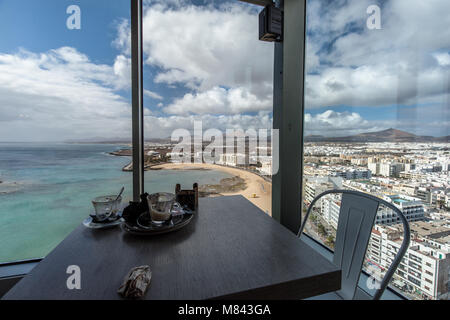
[410,221,450,239]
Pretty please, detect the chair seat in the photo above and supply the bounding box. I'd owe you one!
[305,291,343,300]
[305,287,372,300]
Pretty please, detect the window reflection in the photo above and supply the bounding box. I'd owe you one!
[303,0,450,300]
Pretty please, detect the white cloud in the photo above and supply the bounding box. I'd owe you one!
[434,52,450,67]
[142,109,389,139]
[164,86,271,115]
[113,0,450,117]
[143,111,273,139]
[105,0,450,137]
[0,46,274,141]
[0,47,131,141]
[0,44,413,140]
[144,89,163,100]
[143,3,272,89]
[113,19,131,57]
[128,2,274,115]
[305,63,448,108]
[304,110,378,136]
[305,0,450,110]
[113,54,131,89]
[2,0,449,141]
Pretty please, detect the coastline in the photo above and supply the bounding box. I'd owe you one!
[151,163,272,216]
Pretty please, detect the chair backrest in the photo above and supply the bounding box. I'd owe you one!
[298,190,410,300]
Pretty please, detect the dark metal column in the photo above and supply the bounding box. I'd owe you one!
[271,0,283,224]
[131,0,144,201]
[272,0,307,233]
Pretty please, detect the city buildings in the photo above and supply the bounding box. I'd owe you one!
[257,157,272,176]
[330,167,372,180]
[367,222,450,300]
[302,141,449,300]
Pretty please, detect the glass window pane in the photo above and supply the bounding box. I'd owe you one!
[136,1,273,215]
[0,0,132,263]
[303,0,449,300]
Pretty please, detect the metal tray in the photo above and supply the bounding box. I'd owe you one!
[121,211,194,236]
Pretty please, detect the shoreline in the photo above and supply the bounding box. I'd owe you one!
[151,163,272,216]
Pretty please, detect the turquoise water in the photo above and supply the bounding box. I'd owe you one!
[0,143,232,263]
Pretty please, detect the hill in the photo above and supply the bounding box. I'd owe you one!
[305,128,448,143]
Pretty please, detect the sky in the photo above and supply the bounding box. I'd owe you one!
[0,0,449,142]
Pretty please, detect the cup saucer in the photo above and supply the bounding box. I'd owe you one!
[84,211,123,229]
[89,211,121,223]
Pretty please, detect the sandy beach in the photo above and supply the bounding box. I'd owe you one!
[151,163,272,216]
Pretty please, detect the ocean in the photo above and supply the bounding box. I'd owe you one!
[0,143,232,263]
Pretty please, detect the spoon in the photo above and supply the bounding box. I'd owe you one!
[115,186,125,201]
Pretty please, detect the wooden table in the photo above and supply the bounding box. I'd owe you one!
[3,196,340,300]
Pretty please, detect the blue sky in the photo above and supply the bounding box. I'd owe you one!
[0,0,126,63]
[0,0,448,141]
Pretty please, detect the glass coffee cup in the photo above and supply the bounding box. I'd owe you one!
[147,192,175,225]
[92,195,122,222]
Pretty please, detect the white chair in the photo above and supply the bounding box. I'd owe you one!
[298,190,410,300]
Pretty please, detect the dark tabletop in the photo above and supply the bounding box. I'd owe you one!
[3,195,340,300]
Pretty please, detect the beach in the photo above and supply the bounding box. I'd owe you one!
[151,163,272,216]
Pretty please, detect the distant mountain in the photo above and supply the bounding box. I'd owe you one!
[305,128,449,143]
[64,137,174,144]
[65,128,448,144]
[65,137,131,144]
[434,135,450,143]
[303,135,326,142]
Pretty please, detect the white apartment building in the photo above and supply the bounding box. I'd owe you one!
[367,223,450,300]
[420,164,443,173]
[380,163,405,178]
[304,176,342,205]
[218,153,247,167]
[166,151,190,162]
[368,162,380,175]
[351,158,368,166]
[319,192,425,227]
[404,163,417,172]
[417,187,450,208]
[305,181,335,206]
[392,183,416,196]
[320,194,340,229]
[330,167,372,180]
[429,210,450,223]
[376,195,425,225]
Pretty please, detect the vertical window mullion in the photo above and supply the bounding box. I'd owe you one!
[272,0,307,233]
[131,0,145,201]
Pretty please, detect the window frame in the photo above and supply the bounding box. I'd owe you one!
[0,0,411,301]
